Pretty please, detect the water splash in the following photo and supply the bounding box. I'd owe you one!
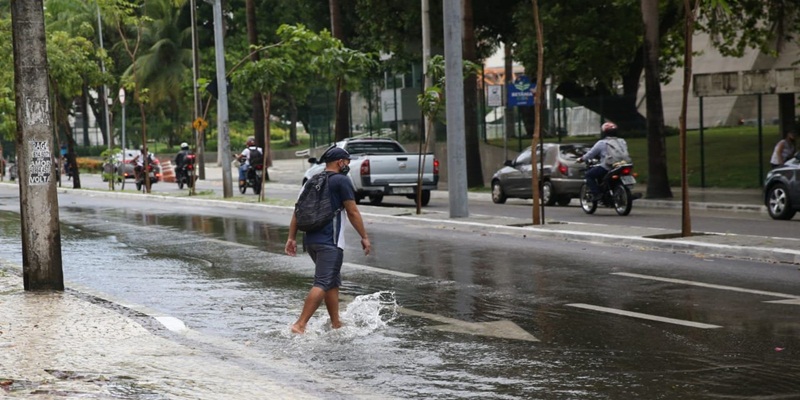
[281,291,398,341]
[337,291,398,336]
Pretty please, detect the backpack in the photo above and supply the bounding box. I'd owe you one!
[294,172,340,232]
[604,138,632,167]
[248,146,264,167]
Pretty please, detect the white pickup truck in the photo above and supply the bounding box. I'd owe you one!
[303,138,439,206]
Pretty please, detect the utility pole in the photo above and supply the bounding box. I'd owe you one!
[422,0,433,152]
[11,0,64,291]
[443,0,469,218]
[206,0,233,197]
[190,0,204,179]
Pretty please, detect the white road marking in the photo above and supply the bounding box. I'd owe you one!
[155,316,189,332]
[399,306,539,341]
[343,262,418,278]
[566,303,722,329]
[765,298,800,305]
[612,272,800,300]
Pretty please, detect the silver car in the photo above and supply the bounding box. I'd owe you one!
[491,143,591,206]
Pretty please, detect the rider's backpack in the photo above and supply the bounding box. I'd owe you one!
[294,172,340,232]
[248,146,264,167]
[604,138,632,167]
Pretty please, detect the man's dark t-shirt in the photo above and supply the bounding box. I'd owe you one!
[303,172,355,249]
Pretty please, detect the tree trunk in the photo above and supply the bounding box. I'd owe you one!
[641,0,672,198]
[289,95,299,145]
[329,0,350,141]
[504,43,516,140]
[462,0,483,187]
[81,84,90,146]
[245,0,265,148]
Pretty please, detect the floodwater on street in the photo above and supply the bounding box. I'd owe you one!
[0,202,799,399]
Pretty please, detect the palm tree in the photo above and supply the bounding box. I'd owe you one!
[130,0,192,146]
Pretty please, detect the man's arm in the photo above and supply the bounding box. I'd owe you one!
[343,200,371,255]
[285,213,299,256]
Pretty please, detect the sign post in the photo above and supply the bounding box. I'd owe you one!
[118,88,126,172]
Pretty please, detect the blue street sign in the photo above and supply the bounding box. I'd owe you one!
[507,75,535,107]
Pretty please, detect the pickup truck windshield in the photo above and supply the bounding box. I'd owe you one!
[346,142,404,154]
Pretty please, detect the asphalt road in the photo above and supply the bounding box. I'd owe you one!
[1,184,798,398]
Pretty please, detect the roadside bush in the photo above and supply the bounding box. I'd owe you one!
[76,157,103,173]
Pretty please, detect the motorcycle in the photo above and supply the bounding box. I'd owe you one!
[175,154,196,189]
[578,159,637,216]
[135,163,161,191]
[238,157,263,195]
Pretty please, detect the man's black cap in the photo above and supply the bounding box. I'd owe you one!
[322,147,351,162]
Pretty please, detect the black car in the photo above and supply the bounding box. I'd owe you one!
[764,153,800,220]
[491,143,591,206]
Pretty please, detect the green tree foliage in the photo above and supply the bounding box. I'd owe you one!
[0,15,15,141]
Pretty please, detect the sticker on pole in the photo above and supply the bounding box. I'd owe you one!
[28,140,52,185]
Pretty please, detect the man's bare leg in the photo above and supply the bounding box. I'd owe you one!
[324,287,341,329]
[291,286,326,334]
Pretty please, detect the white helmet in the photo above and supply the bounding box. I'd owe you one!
[180,142,189,150]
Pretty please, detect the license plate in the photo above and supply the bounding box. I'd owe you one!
[621,175,636,185]
[392,187,414,194]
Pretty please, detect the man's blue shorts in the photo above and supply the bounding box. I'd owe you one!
[307,243,343,291]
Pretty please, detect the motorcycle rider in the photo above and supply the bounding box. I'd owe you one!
[235,137,263,187]
[173,142,194,184]
[132,145,155,182]
[174,142,192,169]
[577,122,629,201]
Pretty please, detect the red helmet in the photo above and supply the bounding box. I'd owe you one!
[601,122,618,133]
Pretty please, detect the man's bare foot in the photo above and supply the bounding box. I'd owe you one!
[331,321,342,329]
[291,323,305,334]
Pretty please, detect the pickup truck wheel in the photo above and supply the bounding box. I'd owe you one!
[415,190,431,207]
[368,194,384,205]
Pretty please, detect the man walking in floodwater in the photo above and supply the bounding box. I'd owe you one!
[284,147,371,334]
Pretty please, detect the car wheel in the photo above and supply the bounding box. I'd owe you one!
[368,194,383,205]
[767,183,796,220]
[556,196,572,206]
[542,181,556,206]
[579,184,597,214]
[491,181,507,204]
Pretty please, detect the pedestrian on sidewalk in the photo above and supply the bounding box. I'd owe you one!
[284,147,371,334]
[771,130,796,169]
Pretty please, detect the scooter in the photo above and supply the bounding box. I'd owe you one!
[579,160,637,216]
[175,154,196,189]
[238,157,263,195]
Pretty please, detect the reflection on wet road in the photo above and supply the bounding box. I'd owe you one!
[0,199,798,398]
